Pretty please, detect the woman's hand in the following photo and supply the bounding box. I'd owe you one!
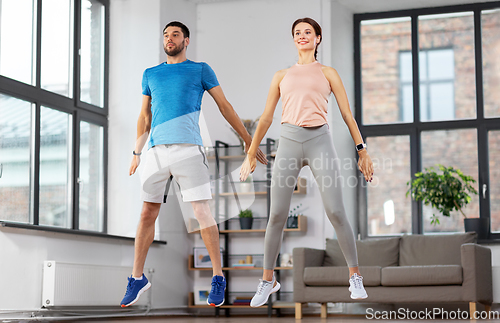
[129,155,140,176]
[240,154,257,182]
[358,150,374,182]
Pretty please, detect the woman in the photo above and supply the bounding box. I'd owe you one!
[240,17,374,307]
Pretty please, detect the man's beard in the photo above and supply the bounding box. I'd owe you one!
[164,42,185,57]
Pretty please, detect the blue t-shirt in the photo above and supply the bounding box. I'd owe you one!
[142,60,219,148]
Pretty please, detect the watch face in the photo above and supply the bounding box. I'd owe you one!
[356,143,365,151]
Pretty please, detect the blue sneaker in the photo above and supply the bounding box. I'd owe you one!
[207,275,226,307]
[120,274,151,307]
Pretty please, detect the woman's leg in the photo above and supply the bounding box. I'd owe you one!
[305,133,359,271]
[251,137,301,308]
[263,137,302,278]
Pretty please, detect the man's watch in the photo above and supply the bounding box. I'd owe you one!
[133,150,142,156]
[356,143,367,152]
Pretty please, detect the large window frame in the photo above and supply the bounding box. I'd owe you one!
[355,1,500,242]
[0,0,109,234]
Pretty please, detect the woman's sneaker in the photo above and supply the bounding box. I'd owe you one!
[207,275,226,307]
[250,275,281,307]
[120,274,151,307]
[349,273,368,299]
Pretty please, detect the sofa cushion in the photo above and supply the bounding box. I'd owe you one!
[399,232,476,266]
[323,237,400,267]
[381,265,463,286]
[304,266,381,286]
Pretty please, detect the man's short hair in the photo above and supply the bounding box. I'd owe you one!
[163,21,190,38]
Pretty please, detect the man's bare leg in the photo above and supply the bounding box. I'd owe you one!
[132,201,162,277]
[191,200,223,277]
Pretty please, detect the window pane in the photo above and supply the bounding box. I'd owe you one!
[419,12,476,121]
[482,9,500,118]
[361,17,412,124]
[79,121,104,231]
[367,136,412,236]
[421,129,479,233]
[80,0,105,107]
[0,0,35,84]
[0,95,32,223]
[429,83,454,121]
[489,130,500,232]
[40,107,72,228]
[428,49,454,80]
[41,0,74,97]
[401,84,413,122]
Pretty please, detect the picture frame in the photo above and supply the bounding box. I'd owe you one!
[193,247,224,268]
[194,286,211,305]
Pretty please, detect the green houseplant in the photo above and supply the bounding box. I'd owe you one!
[238,209,253,230]
[406,164,487,238]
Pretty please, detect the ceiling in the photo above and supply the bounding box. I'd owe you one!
[336,0,500,13]
[187,0,500,13]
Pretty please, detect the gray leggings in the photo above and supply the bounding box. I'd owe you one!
[263,123,359,270]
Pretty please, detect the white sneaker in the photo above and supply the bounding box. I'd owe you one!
[349,273,368,299]
[250,275,281,307]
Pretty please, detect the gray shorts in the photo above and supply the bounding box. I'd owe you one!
[140,144,212,203]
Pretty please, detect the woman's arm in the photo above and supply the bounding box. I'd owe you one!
[240,69,287,181]
[322,66,374,182]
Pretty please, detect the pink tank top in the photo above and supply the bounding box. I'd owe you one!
[279,61,331,127]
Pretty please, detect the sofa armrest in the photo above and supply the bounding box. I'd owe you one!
[293,247,325,302]
[461,243,492,304]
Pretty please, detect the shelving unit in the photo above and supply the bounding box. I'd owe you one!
[189,139,307,317]
[187,292,296,309]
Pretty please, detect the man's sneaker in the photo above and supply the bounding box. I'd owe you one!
[120,274,151,307]
[250,275,281,307]
[207,275,226,307]
[349,273,368,299]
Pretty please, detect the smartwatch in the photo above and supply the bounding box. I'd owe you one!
[356,143,367,152]
[133,150,142,156]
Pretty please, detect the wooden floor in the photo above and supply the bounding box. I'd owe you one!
[74,315,500,323]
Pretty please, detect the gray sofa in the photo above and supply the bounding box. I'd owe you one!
[293,232,492,319]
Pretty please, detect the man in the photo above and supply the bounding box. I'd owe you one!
[120,21,267,308]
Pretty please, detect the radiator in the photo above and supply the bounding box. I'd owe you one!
[42,261,151,307]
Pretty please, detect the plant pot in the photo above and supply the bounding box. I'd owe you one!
[239,217,253,230]
[239,183,252,193]
[464,217,490,240]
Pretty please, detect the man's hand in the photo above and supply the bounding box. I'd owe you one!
[129,155,140,176]
[245,144,268,165]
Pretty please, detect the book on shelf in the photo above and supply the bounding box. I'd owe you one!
[233,300,251,305]
[232,263,255,268]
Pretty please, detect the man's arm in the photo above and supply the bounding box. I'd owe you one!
[207,85,267,164]
[130,95,152,176]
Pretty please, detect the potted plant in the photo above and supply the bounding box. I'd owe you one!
[238,209,253,230]
[239,174,253,193]
[406,164,488,239]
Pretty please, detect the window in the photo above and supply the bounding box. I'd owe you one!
[356,4,499,240]
[0,0,108,233]
[400,49,456,122]
[0,95,32,223]
[361,17,412,125]
[0,0,36,85]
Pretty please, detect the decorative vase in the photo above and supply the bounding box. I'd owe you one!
[239,217,253,230]
[464,217,490,240]
[287,216,298,228]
